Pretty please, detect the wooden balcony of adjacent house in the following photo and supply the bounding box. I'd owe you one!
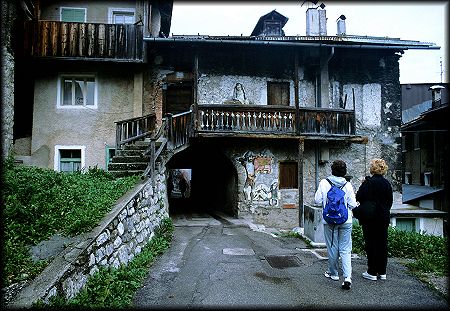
[23,20,144,62]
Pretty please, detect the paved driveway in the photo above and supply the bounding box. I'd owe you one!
[133,213,448,309]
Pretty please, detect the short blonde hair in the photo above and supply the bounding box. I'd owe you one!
[370,158,388,175]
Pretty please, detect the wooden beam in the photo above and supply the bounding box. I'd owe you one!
[298,137,305,227]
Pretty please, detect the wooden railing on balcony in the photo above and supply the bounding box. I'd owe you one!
[115,114,156,151]
[197,104,355,136]
[198,104,296,135]
[24,20,144,61]
[299,107,355,135]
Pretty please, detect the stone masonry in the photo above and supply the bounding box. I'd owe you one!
[11,168,169,308]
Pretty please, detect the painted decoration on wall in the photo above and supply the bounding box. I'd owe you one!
[254,156,273,174]
[232,82,249,104]
[237,151,278,206]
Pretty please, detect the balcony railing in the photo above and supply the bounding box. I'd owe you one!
[197,104,355,136]
[24,20,144,61]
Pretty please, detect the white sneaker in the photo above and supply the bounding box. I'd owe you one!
[379,274,387,280]
[324,271,339,281]
[362,271,377,281]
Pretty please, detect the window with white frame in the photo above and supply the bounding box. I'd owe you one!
[58,74,97,109]
[108,8,135,24]
[60,7,86,22]
[54,146,85,173]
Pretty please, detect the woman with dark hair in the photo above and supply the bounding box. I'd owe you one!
[315,160,357,290]
[356,158,393,281]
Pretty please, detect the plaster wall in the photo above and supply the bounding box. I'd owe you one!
[197,74,295,106]
[31,71,135,170]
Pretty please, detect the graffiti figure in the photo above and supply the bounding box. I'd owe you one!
[269,180,279,206]
[238,151,256,201]
[232,82,249,104]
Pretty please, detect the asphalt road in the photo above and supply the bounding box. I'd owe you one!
[133,213,448,309]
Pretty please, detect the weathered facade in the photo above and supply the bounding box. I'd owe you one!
[11,2,440,229]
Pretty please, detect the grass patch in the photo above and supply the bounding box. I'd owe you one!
[39,218,174,308]
[1,158,140,287]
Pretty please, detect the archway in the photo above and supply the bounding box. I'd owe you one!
[166,143,238,217]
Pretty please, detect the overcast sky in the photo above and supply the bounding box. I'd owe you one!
[170,1,448,84]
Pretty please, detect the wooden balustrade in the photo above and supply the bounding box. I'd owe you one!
[197,104,355,136]
[198,104,296,134]
[24,20,144,61]
[115,114,156,150]
[167,111,193,149]
[299,108,355,135]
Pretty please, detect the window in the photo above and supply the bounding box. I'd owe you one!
[60,7,86,22]
[263,20,282,36]
[58,74,97,109]
[268,82,290,106]
[108,8,135,24]
[395,218,416,232]
[424,172,432,186]
[279,161,298,189]
[54,146,85,173]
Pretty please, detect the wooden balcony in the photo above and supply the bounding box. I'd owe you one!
[196,104,355,137]
[24,20,144,62]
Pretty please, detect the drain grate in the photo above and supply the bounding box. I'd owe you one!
[265,255,303,269]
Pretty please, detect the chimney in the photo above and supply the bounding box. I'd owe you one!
[337,15,346,35]
[306,7,327,36]
[429,85,445,108]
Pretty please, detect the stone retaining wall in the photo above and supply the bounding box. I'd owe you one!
[11,170,168,308]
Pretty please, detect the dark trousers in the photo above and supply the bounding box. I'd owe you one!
[361,222,389,275]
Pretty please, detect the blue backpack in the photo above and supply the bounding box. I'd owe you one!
[323,178,348,225]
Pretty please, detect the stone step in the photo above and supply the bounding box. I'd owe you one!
[108,170,144,178]
[111,155,150,163]
[108,162,148,171]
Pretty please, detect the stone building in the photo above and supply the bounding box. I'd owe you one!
[11,1,439,229]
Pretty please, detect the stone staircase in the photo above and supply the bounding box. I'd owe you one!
[108,140,151,177]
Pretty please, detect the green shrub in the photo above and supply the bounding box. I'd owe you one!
[1,160,139,286]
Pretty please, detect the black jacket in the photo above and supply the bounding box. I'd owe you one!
[356,175,393,225]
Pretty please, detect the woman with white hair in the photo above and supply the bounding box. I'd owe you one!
[356,158,393,281]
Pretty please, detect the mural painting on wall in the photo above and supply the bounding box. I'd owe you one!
[232,82,249,104]
[237,151,279,206]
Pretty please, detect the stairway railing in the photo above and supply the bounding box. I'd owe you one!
[142,110,193,179]
[115,114,156,151]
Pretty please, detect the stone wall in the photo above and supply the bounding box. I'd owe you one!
[1,0,16,160]
[11,169,169,308]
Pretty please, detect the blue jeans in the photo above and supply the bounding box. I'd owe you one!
[323,223,353,279]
